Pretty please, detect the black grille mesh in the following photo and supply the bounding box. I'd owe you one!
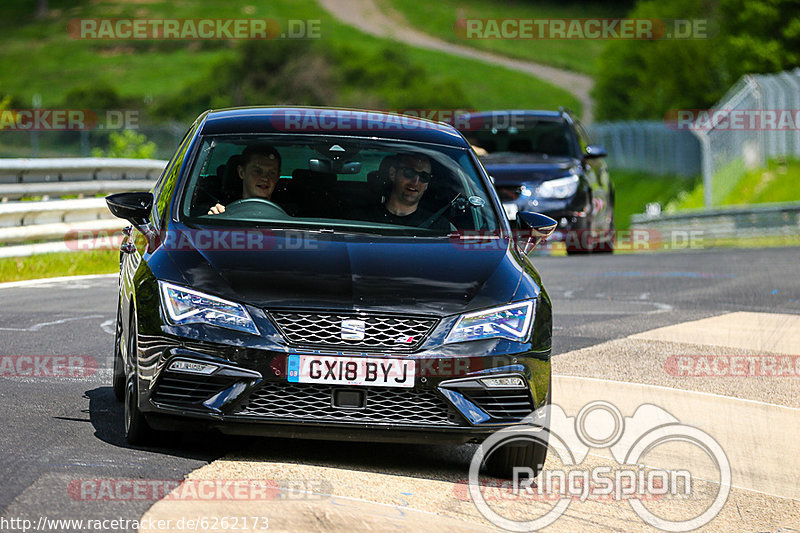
[235,383,459,426]
[268,311,436,351]
[151,372,238,408]
[465,388,534,421]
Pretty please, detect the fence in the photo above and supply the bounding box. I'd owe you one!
[631,201,800,241]
[588,121,701,177]
[693,68,800,207]
[0,124,185,160]
[0,158,165,258]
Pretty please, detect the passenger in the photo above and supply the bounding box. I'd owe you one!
[367,154,450,231]
[208,144,281,215]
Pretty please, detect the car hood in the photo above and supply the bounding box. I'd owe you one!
[158,225,525,317]
[481,156,578,185]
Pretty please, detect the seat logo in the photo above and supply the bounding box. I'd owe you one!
[341,319,366,341]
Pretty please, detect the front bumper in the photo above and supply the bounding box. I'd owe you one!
[135,342,551,443]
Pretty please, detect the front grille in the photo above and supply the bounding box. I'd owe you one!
[151,372,238,408]
[235,383,460,426]
[465,388,534,421]
[268,311,437,352]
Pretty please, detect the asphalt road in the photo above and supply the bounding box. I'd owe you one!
[0,247,798,531]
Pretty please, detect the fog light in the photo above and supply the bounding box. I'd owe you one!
[481,376,526,389]
[559,217,569,228]
[168,360,218,375]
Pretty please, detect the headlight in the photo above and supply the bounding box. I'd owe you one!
[158,281,259,335]
[535,175,579,199]
[445,301,535,344]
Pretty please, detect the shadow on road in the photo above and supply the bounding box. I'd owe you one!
[86,385,478,483]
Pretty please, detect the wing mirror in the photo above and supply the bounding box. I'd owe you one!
[516,211,557,254]
[584,145,608,158]
[106,192,153,226]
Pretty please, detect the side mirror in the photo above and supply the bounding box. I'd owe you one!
[516,211,557,254]
[106,192,153,226]
[584,145,607,159]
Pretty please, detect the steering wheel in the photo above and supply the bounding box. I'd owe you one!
[223,198,288,218]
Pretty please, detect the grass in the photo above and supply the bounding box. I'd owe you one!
[385,0,629,76]
[667,158,800,211]
[611,169,698,230]
[0,249,119,283]
[0,0,580,118]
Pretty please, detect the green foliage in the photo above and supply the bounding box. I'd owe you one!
[152,39,472,122]
[63,82,122,110]
[667,158,800,211]
[594,0,800,120]
[611,169,698,229]
[92,130,156,159]
[0,249,119,283]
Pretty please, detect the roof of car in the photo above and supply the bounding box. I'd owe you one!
[199,106,470,147]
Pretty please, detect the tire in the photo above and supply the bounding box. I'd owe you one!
[123,314,154,445]
[484,435,549,479]
[112,298,125,402]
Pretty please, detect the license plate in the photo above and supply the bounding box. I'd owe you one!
[503,202,519,220]
[287,354,415,388]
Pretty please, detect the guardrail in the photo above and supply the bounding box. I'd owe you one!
[0,158,166,183]
[0,158,165,258]
[631,202,800,240]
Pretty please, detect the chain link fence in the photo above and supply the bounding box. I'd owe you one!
[693,68,800,207]
[588,121,701,177]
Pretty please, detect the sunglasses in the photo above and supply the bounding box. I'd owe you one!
[397,165,433,183]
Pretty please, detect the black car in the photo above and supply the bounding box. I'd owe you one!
[106,107,556,477]
[458,109,615,254]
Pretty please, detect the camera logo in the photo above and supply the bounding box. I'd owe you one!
[468,400,731,531]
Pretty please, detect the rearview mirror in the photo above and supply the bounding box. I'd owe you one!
[516,211,557,254]
[106,192,153,226]
[309,158,362,174]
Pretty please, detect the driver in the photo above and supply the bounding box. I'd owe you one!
[366,154,450,231]
[208,144,281,215]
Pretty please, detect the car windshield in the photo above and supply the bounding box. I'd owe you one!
[179,135,500,235]
[465,119,575,159]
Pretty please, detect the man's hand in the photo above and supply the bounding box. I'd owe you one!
[208,203,226,215]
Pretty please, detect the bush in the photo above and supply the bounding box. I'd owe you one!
[594,0,800,121]
[92,130,156,159]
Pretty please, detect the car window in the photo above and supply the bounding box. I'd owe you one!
[465,119,575,158]
[152,122,198,226]
[178,135,500,235]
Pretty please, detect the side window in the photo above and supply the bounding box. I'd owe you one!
[152,123,199,226]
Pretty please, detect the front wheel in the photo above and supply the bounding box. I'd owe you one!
[484,435,549,479]
[123,315,155,445]
[112,299,125,402]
